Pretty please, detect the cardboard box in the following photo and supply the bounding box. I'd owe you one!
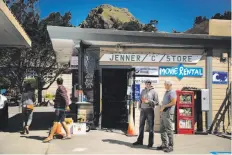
[60,123,73,135]
[72,123,86,135]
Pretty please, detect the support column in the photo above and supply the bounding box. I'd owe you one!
[228,49,232,110]
[78,42,84,91]
[99,67,102,129]
[206,48,213,129]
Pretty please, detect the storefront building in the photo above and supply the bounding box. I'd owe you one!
[47,19,231,133]
[0,0,31,47]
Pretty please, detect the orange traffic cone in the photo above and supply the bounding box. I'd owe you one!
[126,102,137,137]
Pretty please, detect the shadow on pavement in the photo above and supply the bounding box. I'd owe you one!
[4,112,54,133]
[100,128,127,135]
[215,134,232,140]
[102,139,159,151]
[20,135,47,141]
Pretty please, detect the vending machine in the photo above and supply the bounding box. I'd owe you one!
[176,90,195,134]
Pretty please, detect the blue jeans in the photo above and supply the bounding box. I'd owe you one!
[137,108,154,145]
[23,108,33,127]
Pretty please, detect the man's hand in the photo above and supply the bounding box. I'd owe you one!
[65,106,70,111]
[160,106,165,112]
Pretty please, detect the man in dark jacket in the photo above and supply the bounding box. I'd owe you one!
[133,79,159,148]
[43,78,71,142]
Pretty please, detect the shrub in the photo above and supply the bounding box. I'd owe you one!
[45,93,55,100]
[24,78,37,89]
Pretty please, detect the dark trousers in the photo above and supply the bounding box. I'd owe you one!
[137,108,154,145]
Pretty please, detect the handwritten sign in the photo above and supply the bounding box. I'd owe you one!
[70,56,78,69]
[159,64,203,80]
[100,54,202,64]
[135,77,159,84]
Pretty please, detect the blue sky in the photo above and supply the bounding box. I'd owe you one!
[39,0,231,32]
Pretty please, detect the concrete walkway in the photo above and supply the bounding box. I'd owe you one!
[0,106,230,154]
[0,130,231,154]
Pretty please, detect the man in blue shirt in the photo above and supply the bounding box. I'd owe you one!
[157,80,176,153]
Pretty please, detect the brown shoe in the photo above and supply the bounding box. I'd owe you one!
[62,136,71,140]
[20,130,26,135]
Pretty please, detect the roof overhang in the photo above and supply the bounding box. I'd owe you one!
[47,26,231,64]
[0,0,31,47]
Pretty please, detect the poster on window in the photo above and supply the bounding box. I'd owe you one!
[134,84,140,101]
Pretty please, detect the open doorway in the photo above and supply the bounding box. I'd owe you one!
[102,69,130,130]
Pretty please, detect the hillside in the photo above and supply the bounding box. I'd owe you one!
[184,20,209,34]
[79,4,157,32]
[80,4,136,29]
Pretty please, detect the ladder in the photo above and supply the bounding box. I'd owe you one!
[209,83,231,134]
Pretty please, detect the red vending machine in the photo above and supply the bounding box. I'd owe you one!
[176,90,195,134]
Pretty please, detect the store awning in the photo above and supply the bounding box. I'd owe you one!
[0,0,31,47]
[47,26,231,64]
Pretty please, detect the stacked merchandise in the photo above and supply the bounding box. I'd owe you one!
[179,120,192,129]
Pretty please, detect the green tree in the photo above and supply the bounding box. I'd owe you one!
[142,20,158,32]
[121,20,143,31]
[120,20,158,32]
[193,11,231,26]
[212,11,231,20]
[0,0,72,102]
[0,77,11,89]
[194,16,208,25]
[172,29,180,33]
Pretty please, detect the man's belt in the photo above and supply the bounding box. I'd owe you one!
[163,107,171,112]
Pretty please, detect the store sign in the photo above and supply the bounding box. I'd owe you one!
[70,56,78,69]
[212,71,228,84]
[100,54,202,63]
[135,67,159,76]
[159,64,203,80]
[135,77,159,84]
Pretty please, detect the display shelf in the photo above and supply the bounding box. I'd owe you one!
[179,107,192,117]
[176,90,195,134]
[178,104,193,108]
[179,119,193,129]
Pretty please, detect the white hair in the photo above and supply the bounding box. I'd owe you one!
[164,80,173,86]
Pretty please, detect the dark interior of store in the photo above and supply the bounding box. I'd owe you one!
[102,69,129,130]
